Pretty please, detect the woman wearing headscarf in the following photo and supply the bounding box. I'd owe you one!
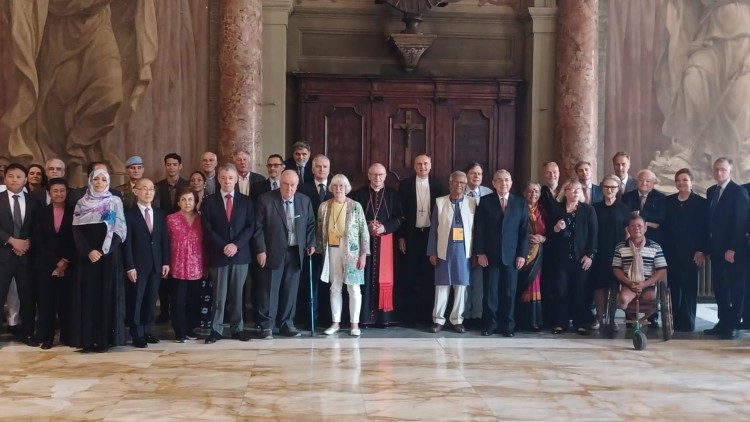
[72,169,128,352]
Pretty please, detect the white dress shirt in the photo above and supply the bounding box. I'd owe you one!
[6,189,27,222]
[238,173,251,196]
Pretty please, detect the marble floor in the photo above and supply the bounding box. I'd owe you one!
[2,305,749,421]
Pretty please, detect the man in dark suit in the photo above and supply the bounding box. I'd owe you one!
[621,169,667,245]
[473,169,529,337]
[297,154,333,327]
[253,170,316,339]
[154,153,189,324]
[234,150,265,197]
[202,164,256,343]
[0,163,43,346]
[33,178,74,349]
[612,152,637,195]
[705,157,749,340]
[123,178,170,348]
[250,154,285,201]
[283,141,313,185]
[575,161,603,204]
[741,182,750,330]
[398,154,446,325]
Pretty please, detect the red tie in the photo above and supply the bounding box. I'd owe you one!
[225,194,233,221]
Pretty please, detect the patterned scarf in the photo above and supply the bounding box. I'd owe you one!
[627,237,646,282]
[72,169,127,254]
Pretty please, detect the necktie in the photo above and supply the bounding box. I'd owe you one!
[285,200,295,245]
[145,207,153,233]
[225,194,233,221]
[318,183,326,202]
[710,186,721,211]
[12,194,22,237]
[168,184,176,208]
[298,166,304,183]
[272,180,278,190]
[619,182,625,195]
[639,194,647,210]
[500,197,507,213]
[467,190,476,198]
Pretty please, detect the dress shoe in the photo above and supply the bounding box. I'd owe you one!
[144,335,160,344]
[551,327,563,335]
[281,328,301,338]
[721,329,740,340]
[576,327,589,336]
[174,337,187,344]
[350,328,361,336]
[739,322,750,330]
[132,339,148,348]
[24,336,39,347]
[481,330,493,336]
[204,330,222,344]
[155,313,170,324]
[502,331,515,338]
[430,323,442,333]
[261,329,274,340]
[324,325,340,335]
[703,325,722,335]
[185,330,198,340]
[40,341,53,350]
[7,325,21,339]
[453,324,466,334]
[231,331,252,342]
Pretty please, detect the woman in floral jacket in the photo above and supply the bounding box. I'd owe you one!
[317,174,370,336]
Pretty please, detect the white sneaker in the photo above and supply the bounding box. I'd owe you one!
[350,328,361,336]
[324,325,340,335]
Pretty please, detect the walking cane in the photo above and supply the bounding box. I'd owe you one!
[308,256,315,336]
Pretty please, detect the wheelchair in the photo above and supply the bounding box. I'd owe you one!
[602,279,673,350]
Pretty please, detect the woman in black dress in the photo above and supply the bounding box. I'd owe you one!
[550,179,598,335]
[591,175,630,329]
[662,168,707,331]
[72,169,128,352]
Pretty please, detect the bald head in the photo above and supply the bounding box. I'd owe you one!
[280,169,299,200]
[45,158,65,178]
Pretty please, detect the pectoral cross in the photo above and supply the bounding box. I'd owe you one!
[393,110,425,167]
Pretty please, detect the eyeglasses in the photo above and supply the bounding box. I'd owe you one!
[266,163,283,168]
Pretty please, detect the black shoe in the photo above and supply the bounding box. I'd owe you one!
[261,329,274,340]
[703,325,722,335]
[156,313,170,324]
[81,346,96,353]
[204,330,222,344]
[430,323,443,333]
[281,327,301,338]
[552,327,563,335]
[739,322,750,330]
[144,335,160,344]
[503,331,515,338]
[721,329,740,340]
[481,330,493,336]
[40,341,53,350]
[231,331,252,342]
[576,327,589,336]
[185,330,199,340]
[132,338,148,348]
[24,336,39,347]
[649,320,660,329]
[7,325,20,339]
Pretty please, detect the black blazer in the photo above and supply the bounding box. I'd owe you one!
[250,178,276,202]
[252,190,316,269]
[298,178,333,215]
[234,172,266,195]
[473,193,530,266]
[123,206,170,274]
[539,185,561,217]
[202,191,256,267]
[284,158,313,184]
[32,204,74,269]
[550,201,598,263]
[708,181,749,256]
[397,176,446,239]
[622,188,667,244]
[155,177,189,213]
[0,191,42,264]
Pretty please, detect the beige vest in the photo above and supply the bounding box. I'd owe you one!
[435,195,476,260]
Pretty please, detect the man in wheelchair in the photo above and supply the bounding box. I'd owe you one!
[612,215,668,313]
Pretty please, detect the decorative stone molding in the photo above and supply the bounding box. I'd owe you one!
[388,32,437,71]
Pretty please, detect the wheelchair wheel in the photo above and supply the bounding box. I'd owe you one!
[604,284,618,338]
[633,331,647,350]
[660,286,674,341]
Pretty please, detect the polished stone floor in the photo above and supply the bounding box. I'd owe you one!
[2,305,749,421]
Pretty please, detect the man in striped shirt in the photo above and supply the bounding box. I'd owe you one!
[612,215,668,310]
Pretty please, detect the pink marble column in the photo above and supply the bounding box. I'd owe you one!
[554,0,598,178]
[219,0,263,169]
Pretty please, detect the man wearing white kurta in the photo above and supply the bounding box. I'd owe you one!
[426,171,476,333]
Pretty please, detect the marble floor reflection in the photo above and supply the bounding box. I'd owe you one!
[2,305,749,420]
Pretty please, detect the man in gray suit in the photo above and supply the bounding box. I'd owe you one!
[253,170,316,339]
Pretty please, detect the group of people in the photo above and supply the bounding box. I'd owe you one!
[0,145,748,353]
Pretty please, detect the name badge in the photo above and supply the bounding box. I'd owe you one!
[452,227,464,241]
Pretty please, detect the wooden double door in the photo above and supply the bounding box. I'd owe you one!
[296,74,521,189]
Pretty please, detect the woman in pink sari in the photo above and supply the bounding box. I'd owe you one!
[516,182,547,331]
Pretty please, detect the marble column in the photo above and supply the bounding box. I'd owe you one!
[263,0,294,168]
[554,0,598,178]
[219,0,263,170]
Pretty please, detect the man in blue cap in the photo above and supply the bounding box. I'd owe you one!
[116,155,159,209]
